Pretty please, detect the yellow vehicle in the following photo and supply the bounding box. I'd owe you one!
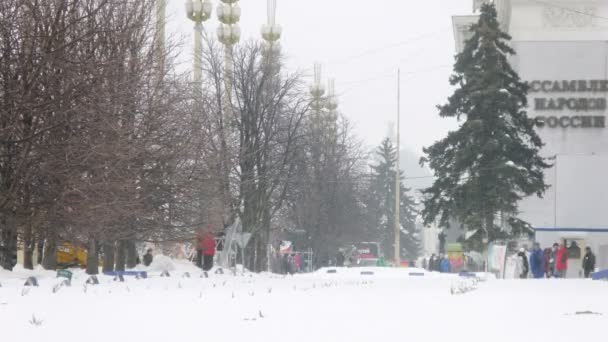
[57,243,88,268]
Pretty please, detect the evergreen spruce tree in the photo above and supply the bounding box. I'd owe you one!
[369,138,420,261]
[420,4,550,248]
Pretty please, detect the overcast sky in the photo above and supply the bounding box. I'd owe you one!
[167,0,471,175]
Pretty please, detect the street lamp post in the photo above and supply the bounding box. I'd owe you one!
[325,78,338,140]
[185,0,213,93]
[261,0,282,273]
[217,0,241,118]
[261,0,282,64]
[215,0,241,237]
[310,63,325,133]
[395,69,401,267]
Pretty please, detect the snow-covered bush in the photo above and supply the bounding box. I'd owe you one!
[147,255,175,272]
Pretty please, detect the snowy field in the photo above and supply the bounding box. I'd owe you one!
[1,261,606,342]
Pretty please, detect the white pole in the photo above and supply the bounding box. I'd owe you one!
[394,69,401,267]
[193,21,202,92]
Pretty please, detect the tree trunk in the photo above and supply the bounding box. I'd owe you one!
[102,242,115,273]
[485,213,495,248]
[42,233,57,270]
[0,217,17,270]
[115,240,126,272]
[254,231,268,273]
[23,223,34,270]
[86,238,99,275]
[126,240,137,268]
[23,248,33,270]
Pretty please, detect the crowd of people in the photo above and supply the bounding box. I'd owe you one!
[425,253,452,273]
[278,253,306,274]
[517,242,596,279]
[420,241,597,279]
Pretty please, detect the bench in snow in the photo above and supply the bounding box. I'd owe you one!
[409,272,425,276]
[591,269,608,281]
[459,272,477,278]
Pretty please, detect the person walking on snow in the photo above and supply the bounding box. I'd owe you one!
[582,247,596,278]
[529,243,544,279]
[517,248,529,279]
[201,232,216,271]
[555,242,568,278]
[143,248,154,267]
[294,253,302,273]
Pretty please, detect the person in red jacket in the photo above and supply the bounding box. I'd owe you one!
[555,242,568,278]
[201,232,216,271]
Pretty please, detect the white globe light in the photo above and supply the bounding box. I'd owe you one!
[186,0,212,22]
[202,1,212,14]
[193,0,201,13]
[218,3,241,25]
[310,84,325,97]
[232,24,241,41]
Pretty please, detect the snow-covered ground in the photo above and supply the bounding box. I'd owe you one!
[1,260,606,342]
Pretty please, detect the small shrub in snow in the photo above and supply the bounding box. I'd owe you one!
[29,314,43,326]
[52,279,71,293]
[24,276,39,287]
[30,314,44,327]
[450,278,479,295]
[160,270,171,277]
[86,275,99,285]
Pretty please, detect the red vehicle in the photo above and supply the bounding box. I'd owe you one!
[354,242,382,267]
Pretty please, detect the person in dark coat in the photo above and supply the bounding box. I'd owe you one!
[143,249,153,267]
[282,253,291,274]
[428,254,437,271]
[336,251,345,267]
[195,230,204,268]
[543,248,552,278]
[517,248,529,278]
[582,247,596,278]
[529,243,544,279]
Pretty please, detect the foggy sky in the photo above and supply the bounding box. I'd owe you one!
[167,0,471,181]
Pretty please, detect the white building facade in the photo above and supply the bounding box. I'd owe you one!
[453,0,608,276]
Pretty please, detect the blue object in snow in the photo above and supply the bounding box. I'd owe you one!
[459,271,476,278]
[529,249,544,278]
[591,269,608,280]
[440,259,451,273]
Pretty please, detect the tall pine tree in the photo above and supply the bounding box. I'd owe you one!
[368,138,420,261]
[420,4,550,248]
